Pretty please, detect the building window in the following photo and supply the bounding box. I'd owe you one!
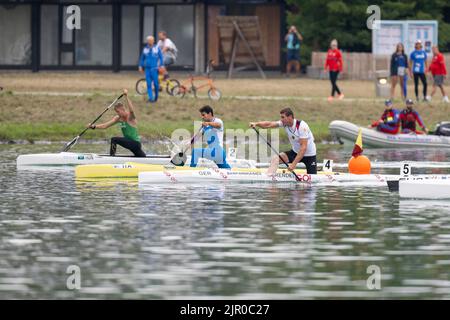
[0,5,31,65]
[121,6,140,66]
[142,6,155,43]
[156,5,194,67]
[75,5,112,66]
[40,5,59,66]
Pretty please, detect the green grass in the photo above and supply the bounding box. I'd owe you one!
[0,120,332,143]
[2,73,449,143]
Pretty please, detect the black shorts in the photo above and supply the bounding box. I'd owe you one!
[285,150,317,174]
[287,49,300,62]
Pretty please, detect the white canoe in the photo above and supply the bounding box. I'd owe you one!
[139,169,394,185]
[16,152,172,168]
[16,152,257,169]
[387,175,450,191]
[399,179,450,199]
[329,120,450,148]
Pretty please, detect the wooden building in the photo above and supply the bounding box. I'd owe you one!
[0,0,286,72]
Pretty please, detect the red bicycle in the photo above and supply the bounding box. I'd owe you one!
[171,60,222,101]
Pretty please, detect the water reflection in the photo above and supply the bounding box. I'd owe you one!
[1,144,450,299]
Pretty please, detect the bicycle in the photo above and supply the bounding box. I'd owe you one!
[135,72,180,96]
[171,60,222,101]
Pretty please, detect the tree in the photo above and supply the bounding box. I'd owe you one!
[287,0,450,65]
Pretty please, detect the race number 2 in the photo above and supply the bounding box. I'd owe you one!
[228,148,237,160]
[323,159,333,172]
[401,162,411,177]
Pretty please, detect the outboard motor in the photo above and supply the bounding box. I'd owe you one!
[435,122,450,136]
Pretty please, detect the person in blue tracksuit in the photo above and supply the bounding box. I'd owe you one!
[138,36,163,103]
[190,105,231,169]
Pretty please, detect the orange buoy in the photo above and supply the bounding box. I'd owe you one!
[348,155,371,174]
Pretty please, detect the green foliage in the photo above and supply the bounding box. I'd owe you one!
[287,0,450,65]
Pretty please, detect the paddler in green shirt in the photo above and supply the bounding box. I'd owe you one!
[88,89,146,157]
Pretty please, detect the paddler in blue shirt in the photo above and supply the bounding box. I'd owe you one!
[190,105,231,169]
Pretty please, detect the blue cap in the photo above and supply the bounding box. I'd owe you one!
[385,99,393,106]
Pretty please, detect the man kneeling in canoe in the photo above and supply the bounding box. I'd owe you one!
[88,89,146,157]
[249,107,317,175]
[190,105,231,169]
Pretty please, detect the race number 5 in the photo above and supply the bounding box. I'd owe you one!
[323,159,333,172]
[401,162,411,177]
[228,148,237,160]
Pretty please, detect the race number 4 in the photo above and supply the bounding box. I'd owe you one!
[401,162,411,177]
[323,159,333,172]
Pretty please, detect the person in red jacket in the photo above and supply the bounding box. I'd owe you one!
[324,39,344,102]
[369,99,400,134]
[399,99,428,134]
[429,46,448,103]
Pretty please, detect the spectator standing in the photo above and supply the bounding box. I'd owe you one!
[409,40,429,102]
[285,26,303,77]
[390,43,408,101]
[429,46,449,103]
[324,39,344,101]
[138,36,163,103]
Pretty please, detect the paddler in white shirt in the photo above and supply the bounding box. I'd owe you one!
[250,107,317,175]
[190,105,231,169]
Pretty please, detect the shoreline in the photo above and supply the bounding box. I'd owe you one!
[2,74,448,145]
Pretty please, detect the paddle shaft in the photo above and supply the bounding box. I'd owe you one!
[83,93,124,135]
[182,127,204,155]
[252,127,301,182]
[62,94,124,151]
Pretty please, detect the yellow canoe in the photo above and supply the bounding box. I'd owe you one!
[75,162,195,179]
[75,162,315,179]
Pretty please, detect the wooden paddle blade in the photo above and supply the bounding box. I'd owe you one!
[170,152,187,166]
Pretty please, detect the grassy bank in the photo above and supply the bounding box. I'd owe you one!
[1,72,449,142]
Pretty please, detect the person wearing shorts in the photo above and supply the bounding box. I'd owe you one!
[390,43,409,100]
[285,26,302,77]
[429,46,449,103]
[249,107,317,175]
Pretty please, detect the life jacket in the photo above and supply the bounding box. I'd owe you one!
[381,109,400,127]
[401,109,417,131]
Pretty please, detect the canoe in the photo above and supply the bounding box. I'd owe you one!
[17,152,256,169]
[76,163,314,179]
[329,120,450,148]
[16,152,171,168]
[399,179,450,199]
[387,175,450,192]
[138,169,395,185]
[76,162,199,179]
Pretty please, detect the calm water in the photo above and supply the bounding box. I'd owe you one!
[1,143,450,299]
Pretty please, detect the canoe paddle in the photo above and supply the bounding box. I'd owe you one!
[61,94,124,152]
[170,127,204,166]
[252,126,301,182]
